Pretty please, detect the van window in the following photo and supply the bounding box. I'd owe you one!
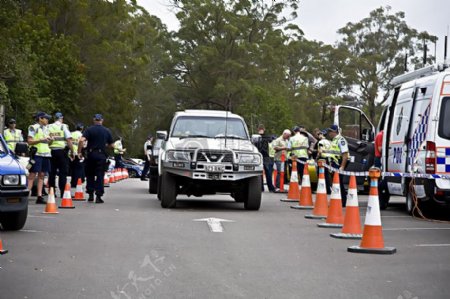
[438,97,450,139]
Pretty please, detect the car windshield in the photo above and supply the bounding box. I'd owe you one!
[171,116,248,139]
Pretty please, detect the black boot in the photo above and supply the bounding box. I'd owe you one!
[87,193,94,202]
[36,196,47,204]
[95,196,104,204]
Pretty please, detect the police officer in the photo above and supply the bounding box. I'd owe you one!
[113,137,126,169]
[3,119,24,152]
[254,125,276,192]
[78,114,113,203]
[290,126,309,182]
[324,124,349,207]
[272,129,291,191]
[48,112,74,198]
[141,135,153,181]
[316,129,332,194]
[70,123,85,188]
[27,112,53,204]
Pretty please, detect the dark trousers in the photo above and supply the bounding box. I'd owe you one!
[86,151,107,196]
[114,154,123,168]
[262,158,275,191]
[71,157,85,188]
[49,149,69,196]
[297,157,307,183]
[329,160,347,207]
[141,158,150,179]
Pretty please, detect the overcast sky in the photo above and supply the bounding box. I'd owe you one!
[138,0,450,61]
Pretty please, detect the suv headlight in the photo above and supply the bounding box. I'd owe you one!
[238,154,261,164]
[167,150,191,161]
[2,174,20,185]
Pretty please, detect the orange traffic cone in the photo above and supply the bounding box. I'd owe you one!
[73,179,85,201]
[59,183,75,209]
[125,168,129,179]
[43,187,59,214]
[331,175,362,239]
[305,160,328,219]
[110,169,116,184]
[273,167,277,188]
[291,161,314,209]
[280,159,301,202]
[318,172,344,228]
[348,168,396,254]
[0,236,8,254]
[104,173,110,187]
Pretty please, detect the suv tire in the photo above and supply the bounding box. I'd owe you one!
[244,176,262,210]
[161,172,177,208]
[0,206,28,231]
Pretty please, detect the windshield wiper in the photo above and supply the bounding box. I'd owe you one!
[178,134,209,139]
[215,135,247,140]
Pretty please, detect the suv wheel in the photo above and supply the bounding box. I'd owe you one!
[244,176,262,210]
[149,176,158,194]
[161,172,177,208]
[0,206,28,231]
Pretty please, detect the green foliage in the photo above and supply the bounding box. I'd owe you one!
[338,6,437,122]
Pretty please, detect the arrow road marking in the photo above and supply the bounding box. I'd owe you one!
[193,217,235,233]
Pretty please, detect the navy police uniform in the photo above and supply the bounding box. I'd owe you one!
[82,114,113,201]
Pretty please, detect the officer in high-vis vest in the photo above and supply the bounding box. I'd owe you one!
[70,123,85,188]
[3,119,24,152]
[113,137,126,169]
[27,112,53,204]
[289,126,309,183]
[323,124,349,207]
[316,129,332,194]
[48,112,74,198]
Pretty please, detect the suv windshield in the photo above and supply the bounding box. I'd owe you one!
[171,116,248,139]
[438,97,450,140]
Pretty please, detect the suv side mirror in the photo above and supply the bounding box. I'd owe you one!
[251,134,262,145]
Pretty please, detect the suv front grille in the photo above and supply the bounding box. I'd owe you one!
[196,151,233,163]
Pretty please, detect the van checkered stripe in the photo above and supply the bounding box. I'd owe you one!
[437,148,450,173]
[408,104,431,167]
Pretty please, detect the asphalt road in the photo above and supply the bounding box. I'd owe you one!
[1,179,450,299]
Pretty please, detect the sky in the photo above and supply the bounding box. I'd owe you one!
[138,0,450,61]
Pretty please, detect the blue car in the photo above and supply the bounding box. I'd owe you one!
[0,134,28,230]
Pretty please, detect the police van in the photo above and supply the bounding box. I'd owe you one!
[335,64,450,214]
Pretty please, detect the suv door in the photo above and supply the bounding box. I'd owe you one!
[334,105,375,186]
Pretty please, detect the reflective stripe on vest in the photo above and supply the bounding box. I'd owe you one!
[30,124,51,156]
[268,141,275,158]
[323,135,344,163]
[114,140,122,154]
[48,123,66,149]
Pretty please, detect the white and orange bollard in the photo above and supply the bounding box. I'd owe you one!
[348,168,396,254]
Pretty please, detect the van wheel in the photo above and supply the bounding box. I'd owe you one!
[244,176,262,210]
[0,206,28,231]
[161,172,177,208]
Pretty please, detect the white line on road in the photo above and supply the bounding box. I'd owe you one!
[28,215,56,219]
[415,244,450,247]
[20,229,43,233]
[193,217,235,233]
[384,227,450,231]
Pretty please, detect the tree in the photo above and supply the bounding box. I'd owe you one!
[338,6,437,121]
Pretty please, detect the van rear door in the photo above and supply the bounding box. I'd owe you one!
[334,105,375,186]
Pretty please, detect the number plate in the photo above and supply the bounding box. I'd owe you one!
[205,164,224,173]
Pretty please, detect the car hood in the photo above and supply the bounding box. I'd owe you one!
[167,138,258,153]
[0,153,26,175]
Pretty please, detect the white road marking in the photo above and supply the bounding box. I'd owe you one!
[20,229,43,233]
[383,227,450,231]
[28,215,55,219]
[193,217,235,233]
[415,244,450,247]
